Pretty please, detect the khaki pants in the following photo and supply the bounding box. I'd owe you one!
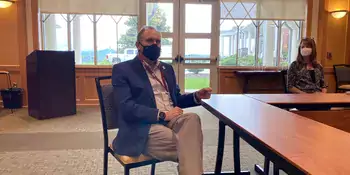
[145,112,203,175]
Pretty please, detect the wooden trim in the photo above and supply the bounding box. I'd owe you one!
[75,65,113,69]
[31,0,39,50]
[218,66,334,72]
[306,0,313,37]
[317,0,328,66]
[0,65,20,72]
[323,67,334,73]
[17,0,28,106]
[218,66,282,70]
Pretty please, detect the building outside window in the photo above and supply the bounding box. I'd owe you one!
[219,0,306,67]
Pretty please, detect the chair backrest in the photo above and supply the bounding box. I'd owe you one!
[95,76,118,132]
[333,64,350,86]
[281,69,288,93]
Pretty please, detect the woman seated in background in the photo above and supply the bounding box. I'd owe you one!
[287,37,328,94]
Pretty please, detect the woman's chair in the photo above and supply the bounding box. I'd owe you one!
[95,76,162,175]
[333,64,350,92]
[281,69,289,93]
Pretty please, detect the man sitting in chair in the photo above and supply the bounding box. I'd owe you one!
[112,26,212,175]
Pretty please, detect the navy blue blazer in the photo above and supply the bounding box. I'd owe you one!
[111,57,199,156]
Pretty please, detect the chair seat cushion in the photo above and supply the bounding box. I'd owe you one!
[109,145,154,164]
[339,84,350,90]
[115,154,154,164]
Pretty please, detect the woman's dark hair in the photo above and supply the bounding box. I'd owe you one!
[296,37,318,68]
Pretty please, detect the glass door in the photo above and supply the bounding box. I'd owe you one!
[178,0,219,93]
[140,0,219,93]
[140,0,180,79]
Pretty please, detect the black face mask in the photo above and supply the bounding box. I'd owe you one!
[140,43,161,61]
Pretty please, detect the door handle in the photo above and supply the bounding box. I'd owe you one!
[174,55,184,63]
[174,55,180,63]
[179,56,184,63]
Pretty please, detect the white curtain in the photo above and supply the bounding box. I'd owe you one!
[221,0,306,20]
[39,0,139,15]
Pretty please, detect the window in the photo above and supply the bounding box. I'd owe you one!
[72,15,94,65]
[96,15,138,65]
[41,14,68,51]
[219,0,306,67]
[40,13,138,65]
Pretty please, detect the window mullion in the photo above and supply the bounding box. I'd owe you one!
[93,15,98,65]
[67,15,72,51]
[236,27,240,66]
[255,21,260,67]
[41,14,46,50]
[300,21,304,40]
[277,21,282,67]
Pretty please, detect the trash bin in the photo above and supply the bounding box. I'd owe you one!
[0,71,23,110]
[1,88,23,109]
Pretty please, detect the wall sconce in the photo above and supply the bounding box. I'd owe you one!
[330,10,348,19]
[0,0,14,8]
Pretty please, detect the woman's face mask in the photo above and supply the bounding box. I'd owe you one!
[301,48,312,57]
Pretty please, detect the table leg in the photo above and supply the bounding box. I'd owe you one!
[233,130,241,172]
[254,158,270,175]
[203,121,250,175]
[273,163,280,175]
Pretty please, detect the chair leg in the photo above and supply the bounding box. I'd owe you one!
[151,163,156,175]
[264,158,270,174]
[273,163,279,175]
[124,167,130,175]
[103,149,108,175]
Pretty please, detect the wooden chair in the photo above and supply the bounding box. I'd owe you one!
[95,76,161,175]
[333,64,350,92]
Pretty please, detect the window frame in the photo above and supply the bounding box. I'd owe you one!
[40,13,138,66]
[39,0,307,68]
[218,0,306,67]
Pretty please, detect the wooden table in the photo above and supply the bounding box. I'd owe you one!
[245,93,350,174]
[245,93,350,109]
[235,70,283,93]
[202,94,350,175]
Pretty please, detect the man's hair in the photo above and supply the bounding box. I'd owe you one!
[136,26,158,42]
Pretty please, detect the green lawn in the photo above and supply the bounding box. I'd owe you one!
[185,77,210,90]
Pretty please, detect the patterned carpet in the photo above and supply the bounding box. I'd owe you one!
[0,106,282,175]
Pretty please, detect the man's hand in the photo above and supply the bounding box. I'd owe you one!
[195,87,212,100]
[165,107,183,121]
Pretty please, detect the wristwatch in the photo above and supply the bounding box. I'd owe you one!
[159,111,166,122]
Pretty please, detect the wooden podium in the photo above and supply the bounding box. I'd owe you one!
[26,50,76,119]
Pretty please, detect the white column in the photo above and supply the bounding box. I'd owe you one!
[263,21,275,66]
[247,30,252,54]
[228,36,232,56]
[73,16,82,64]
[45,15,57,50]
[232,34,236,55]
[290,28,299,62]
[220,36,224,56]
